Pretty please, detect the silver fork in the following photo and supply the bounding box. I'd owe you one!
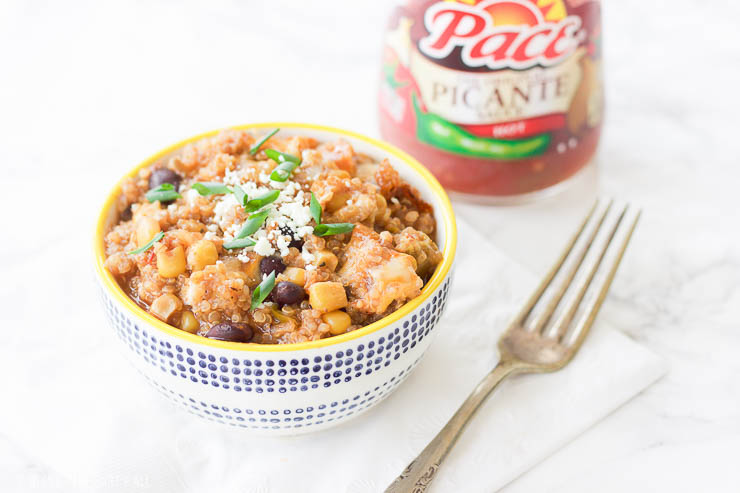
[385,201,641,493]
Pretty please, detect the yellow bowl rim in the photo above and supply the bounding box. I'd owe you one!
[93,122,457,353]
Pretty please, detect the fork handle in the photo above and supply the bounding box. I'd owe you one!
[384,360,523,493]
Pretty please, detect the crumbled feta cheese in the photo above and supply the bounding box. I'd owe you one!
[208,171,318,262]
[184,189,200,204]
[277,201,312,229]
[270,178,288,190]
[254,235,275,256]
[301,249,316,264]
[213,193,239,230]
[276,235,291,256]
[299,225,314,235]
[223,168,240,186]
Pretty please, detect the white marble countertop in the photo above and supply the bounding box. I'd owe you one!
[2,0,739,491]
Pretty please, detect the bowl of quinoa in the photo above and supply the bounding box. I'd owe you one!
[94,123,456,433]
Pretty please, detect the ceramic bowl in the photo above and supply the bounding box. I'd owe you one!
[93,123,457,435]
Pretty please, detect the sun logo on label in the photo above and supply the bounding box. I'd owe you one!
[483,1,542,27]
[445,0,567,22]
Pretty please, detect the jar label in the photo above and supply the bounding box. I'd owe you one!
[381,0,603,160]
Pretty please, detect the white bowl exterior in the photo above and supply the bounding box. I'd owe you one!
[98,125,455,435]
[100,276,451,434]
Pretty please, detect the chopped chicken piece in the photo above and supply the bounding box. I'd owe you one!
[338,224,422,316]
[393,227,443,280]
[310,174,380,224]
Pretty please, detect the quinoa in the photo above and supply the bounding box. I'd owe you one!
[104,129,442,344]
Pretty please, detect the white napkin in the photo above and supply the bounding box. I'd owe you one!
[0,218,666,493]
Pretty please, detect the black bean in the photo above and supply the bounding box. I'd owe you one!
[272,281,305,306]
[148,168,182,191]
[260,256,286,275]
[205,322,253,343]
[120,204,132,221]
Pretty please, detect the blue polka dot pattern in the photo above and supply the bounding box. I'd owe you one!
[137,360,420,430]
[98,276,451,431]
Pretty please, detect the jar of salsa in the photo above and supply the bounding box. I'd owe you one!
[379,0,603,203]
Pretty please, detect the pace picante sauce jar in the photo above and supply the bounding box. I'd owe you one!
[379,0,603,202]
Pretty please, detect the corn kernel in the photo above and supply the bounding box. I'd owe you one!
[150,293,183,322]
[136,217,161,248]
[308,281,348,312]
[271,305,295,324]
[327,192,351,212]
[243,255,263,286]
[374,194,388,221]
[187,239,218,271]
[282,267,306,286]
[179,310,200,333]
[315,250,338,272]
[323,310,352,336]
[157,245,186,278]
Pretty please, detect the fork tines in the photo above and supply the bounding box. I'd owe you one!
[513,200,641,346]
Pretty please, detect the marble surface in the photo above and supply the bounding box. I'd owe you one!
[1,0,739,491]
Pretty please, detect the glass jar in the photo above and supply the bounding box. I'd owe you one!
[379,0,604,203]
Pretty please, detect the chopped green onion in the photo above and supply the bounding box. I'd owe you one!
[235,209,270,238]
[249,128,280,156]
[309,193,352,236]
[309,192,322,225]
[314,223,355,237]
[223,237,256,250]
[127,231,164,255]
[145,183,181,203]
[191,182,233,196]
[265,149,301,182]
[270,161,300,182]
[264,149,300,164]
[232,185,248,207]
[251,271,276,310]
[244,190,280,213]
